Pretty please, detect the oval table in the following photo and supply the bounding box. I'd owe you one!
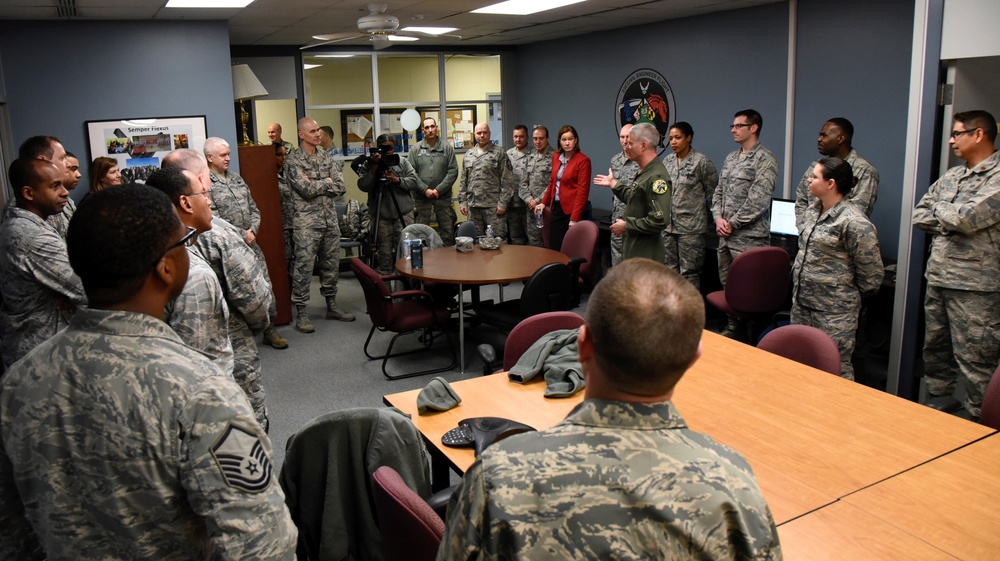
[396,245,569,373]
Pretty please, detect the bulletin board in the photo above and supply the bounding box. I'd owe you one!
[341,109,408,156]
[418,106,477,149]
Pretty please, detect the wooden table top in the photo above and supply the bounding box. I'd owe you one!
[395,245,569,285]
[777,501,961,560]
[384,330,993,524]
[838,433,1000,561]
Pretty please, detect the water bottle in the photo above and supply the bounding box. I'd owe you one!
[486,224,494,239]
[410,238,423,269]
[401,231,414,260]
[535,206,544,228]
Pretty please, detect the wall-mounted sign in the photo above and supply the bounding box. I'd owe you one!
[614,69,676,156]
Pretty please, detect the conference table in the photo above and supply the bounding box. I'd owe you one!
[779,432,1000,560]
[395,245,569,373]
[384,331,994,527]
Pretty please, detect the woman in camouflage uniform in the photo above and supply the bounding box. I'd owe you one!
[792,157,884,380]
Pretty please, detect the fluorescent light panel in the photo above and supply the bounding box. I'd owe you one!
[165,0,255,8]
[303,64,322,69]
[472,0,585,16]
[401,27,457,35]
[387,35,419,42]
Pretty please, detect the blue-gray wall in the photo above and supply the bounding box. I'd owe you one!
[0,20,239,197]
[515,0,913,258]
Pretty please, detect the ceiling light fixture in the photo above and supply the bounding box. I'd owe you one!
[387,35,420,42]
[165,0,255,7]
[472,0,586,16]
[401,26,458,35]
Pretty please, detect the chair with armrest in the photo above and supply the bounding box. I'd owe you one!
[756,324,841,376]
[560,220,598,305]
[706,246,791,343]
[474,262,574,335]
[351,258,456,380]
[477,311,586,375]
[371,466,445,561]
[926,364,1000,428]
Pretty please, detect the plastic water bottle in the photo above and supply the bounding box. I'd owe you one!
[486,224,494,238]
[401,231,414,260]
[410,238,423,269]
[535,206,544,228]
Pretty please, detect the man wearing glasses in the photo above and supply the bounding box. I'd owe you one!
[914,109,1000,421]
[146,167,235,378]
[711,109,778,338]
[410,117,459,245]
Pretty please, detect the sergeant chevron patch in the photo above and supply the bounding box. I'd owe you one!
[211,423,272,493]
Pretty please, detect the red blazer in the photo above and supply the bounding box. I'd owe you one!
[542,151,592,221]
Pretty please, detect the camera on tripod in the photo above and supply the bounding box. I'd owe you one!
[350,142,400,177]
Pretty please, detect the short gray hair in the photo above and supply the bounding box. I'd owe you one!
[203,137,229,156]
[630,123,659,150]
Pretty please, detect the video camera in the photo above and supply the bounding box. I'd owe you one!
[350,142,400,176]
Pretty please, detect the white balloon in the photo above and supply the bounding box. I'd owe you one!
[401,109,421,131]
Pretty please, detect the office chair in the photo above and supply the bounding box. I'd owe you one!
[474,262,574,334]
[371,466,445,561]
[455,220,477,240]
[351,259,456,380]
[706,247,791,343]
[560,220,598,304]
[757,324,841,376]
[477,311,585,375]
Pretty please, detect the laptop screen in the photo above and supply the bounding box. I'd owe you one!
[770,198,798,237]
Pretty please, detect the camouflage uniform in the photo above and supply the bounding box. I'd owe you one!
[612,158,672,262]
[437,399,781,561]
[662,148,718,290]
[913,149,1000,418]
[459,144,517,240]
[285,147,345,305]
[46,197,76,239]
[506,146,530,245]
[165,247,235,375]
[519,146,555,247]
[0,206,86,369]
[409,138,459,245]
[210,170,277,320]
[609,152,641,266]
[711,143,778,285]
[794,148,879,231]
[0,307,297,560]
[277,169,294,274]
[358,157,419,275]
[792,199,883,380]
[195,216,273,430]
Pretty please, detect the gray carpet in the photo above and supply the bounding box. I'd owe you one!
[260,264,590,468]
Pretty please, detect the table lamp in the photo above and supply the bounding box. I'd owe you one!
[231,63,269,146]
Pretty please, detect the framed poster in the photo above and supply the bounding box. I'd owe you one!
[418,106,477,149]
[85,115,207,183]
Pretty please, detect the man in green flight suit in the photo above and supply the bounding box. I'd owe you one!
[594,122,672,262]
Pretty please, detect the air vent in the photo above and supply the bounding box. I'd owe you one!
[57,0,77,18]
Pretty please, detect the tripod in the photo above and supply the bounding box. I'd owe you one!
[367,176,408,270]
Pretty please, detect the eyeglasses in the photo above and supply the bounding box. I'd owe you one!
[950,128,980,139]
[185,188,212,199]
[731,123,752,130]
[160,226,198,258]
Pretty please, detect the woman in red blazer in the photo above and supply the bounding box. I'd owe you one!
[539,125,592,251]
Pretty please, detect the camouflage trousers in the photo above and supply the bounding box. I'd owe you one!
[791,303,860,381]
[229,317,267,430]
[374,211,414,275]
[506,202,527,245]
[923,286,1000,418]
[249,241,277,320]
[525,206,544,247]
[283,228,294,281]
[717,234,768,285]
[663,232,707,292]
[291,226,341,305]
[611,198,626,266]
[469,207,508,241]
[415,198,458,246]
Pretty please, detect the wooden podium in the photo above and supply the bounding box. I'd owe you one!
[237,145,292,325]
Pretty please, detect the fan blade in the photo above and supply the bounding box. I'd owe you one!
[372,35,392,51]
[301,34,363,50]
[404,31,462,41]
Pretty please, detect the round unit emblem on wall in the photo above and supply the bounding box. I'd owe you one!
[615,68,677,157]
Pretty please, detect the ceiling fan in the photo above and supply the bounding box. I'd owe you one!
[303,3,461,51]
